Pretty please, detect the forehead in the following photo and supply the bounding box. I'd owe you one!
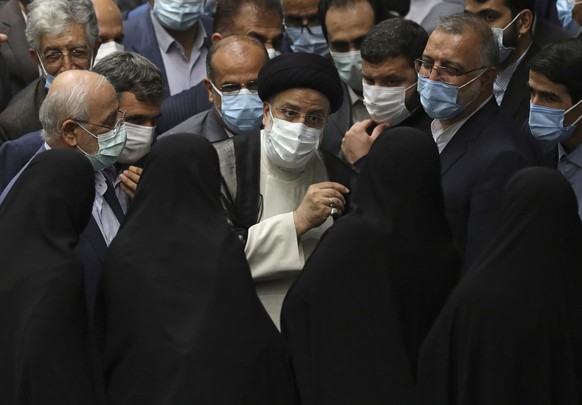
[325,2,375,41]
[40,22,88,51]
[118,91,161,117]
[423,29,482,67]
[234,4,282,38]
[363,56,415,76]
[528,70,572,102]
[272,88,330,112]
[283,0,318,16]
[465,0,509,13]
[212,43,265,78]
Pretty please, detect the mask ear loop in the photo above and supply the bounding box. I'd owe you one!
[565,98,582,127]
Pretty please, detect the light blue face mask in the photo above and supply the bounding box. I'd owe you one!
[210,83,264,134]
[491,11,522,63]
[556,0,582,37]
[330,50,363,92]
[286,25,329,57]
[76,121,127,171]
[529,99,582,142]
[153,0,205,31]
[417,70,486,120]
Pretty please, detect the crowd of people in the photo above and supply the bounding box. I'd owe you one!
[0,0,581,403]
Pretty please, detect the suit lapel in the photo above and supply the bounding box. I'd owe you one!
[204,110,230,142]
[440,99,498,176]
[80,215,109,262]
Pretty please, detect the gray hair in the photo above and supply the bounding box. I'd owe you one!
[434,13,500,68]
[93,52,165,103]
[39,75,107,143]
[26,0,99,53]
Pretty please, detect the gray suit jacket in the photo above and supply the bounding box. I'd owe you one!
[0,77,45,144]
[0,0,39,99]
[158,108,230,143]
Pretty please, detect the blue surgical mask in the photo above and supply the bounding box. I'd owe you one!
[76,121,127,171]
[211,83,264,134]
[286,25,329,57]
[38,58,56,90]
[556,0,582,37]
[330,50,363,92]
[528,99,582,142]
[491,12,522,63]
[417,70,486,120]
[153,0,205,31]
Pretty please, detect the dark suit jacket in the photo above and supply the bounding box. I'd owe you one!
[0,133,119,316]
[159,108,230,143]
[500,42,540,125]
[155,81,212,135]
[0,0,39,100]
[122,6,213,98]
[441,98,530,270]
[0,52,10,111]
[0,130,42,192]
[321,82,351,158]
[534,16,573,47]
[0,76,45,143]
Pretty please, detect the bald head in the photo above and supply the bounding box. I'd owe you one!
[206,35,269,83]
[41,70,118,148]
[92,0,124,44]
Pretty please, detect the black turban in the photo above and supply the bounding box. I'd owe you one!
[258,52,344,113]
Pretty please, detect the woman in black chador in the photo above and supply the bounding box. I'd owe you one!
[100,134,297,405]
[0,149,98,404]
[281,127,459,405]
[416,167,582,404]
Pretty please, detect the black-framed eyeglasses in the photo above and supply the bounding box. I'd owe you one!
[210,80,259,96]
[273,105,328,129]
[414,59,488,83]
[42,46,91,66]
[75,110,126,133]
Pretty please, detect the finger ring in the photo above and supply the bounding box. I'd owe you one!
[330,207,338,216]
[328,197,334,207]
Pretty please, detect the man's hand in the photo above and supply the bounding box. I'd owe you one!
[118,165,142,200]
[294,181,350,238]
[0,34,8,44]
[341,119,388,164]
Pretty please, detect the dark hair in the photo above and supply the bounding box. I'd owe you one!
[361,18,428,65]
[213,0,282,34]
[503,0,536,18]
[529,39,582,104]
[92,51,164,103]
[206,35,269,83]
[318,0,379,40]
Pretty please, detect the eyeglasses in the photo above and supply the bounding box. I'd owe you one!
[75,110,126,135]
[284,15,321,28]
[210,80,259,96]
[414,59,488,84]
[273,105,328,129]
[42,46,91,66]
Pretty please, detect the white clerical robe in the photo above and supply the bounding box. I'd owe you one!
[244,130,333,328]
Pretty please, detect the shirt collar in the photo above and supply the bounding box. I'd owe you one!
[496,43,532,87]
[150,11,206,54]
[559,141,582,167]
[347,85,363,106]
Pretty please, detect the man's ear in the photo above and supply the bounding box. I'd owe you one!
[518,9,533,34]
[61,119,79,147]
[211,32,223,43]
[203,78,214,104]
[29,48,41,66]
[262,102,270,126]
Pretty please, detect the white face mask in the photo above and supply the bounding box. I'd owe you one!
[266,48,281,59]
[117,122,155,164]
[264,109,321,172]
[363,82,416,125]
[490,11,522,63]
[330,50,363,92]
[94,41,124,65]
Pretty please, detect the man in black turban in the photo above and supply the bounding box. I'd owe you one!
[214,52,355,328]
